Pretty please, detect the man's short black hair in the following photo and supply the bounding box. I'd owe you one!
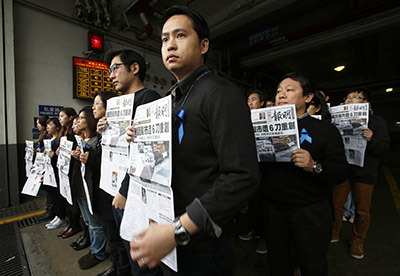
[347,87,370,102]
[279,72,315,97]
[247,89,265,103]
[104,49,147,82]
[162,5,209,62]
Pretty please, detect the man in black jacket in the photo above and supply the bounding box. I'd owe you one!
[261,72,348,276]
[97,49,163,276]
[128,6,259,276]
[331,88,390,259]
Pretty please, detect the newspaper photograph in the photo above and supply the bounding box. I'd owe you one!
[100,94,134,196]
[75,135,93,215]
[120,96,177,271]
[251,104,299,162]
[57,136,73,204]
[43,139,57,187]
[22,152,45,197]
[330,103,369,167]
[25,140,34,177]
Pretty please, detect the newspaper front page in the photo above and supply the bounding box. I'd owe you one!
[100,94,134,196]
[330,103,369,167]
[25,140,34,177]
[43,139,57,187]
[22,152,46,196]
[57,136,74,204]
[120,96,177,271]
[75,135,93,215]
[251,104,300,162]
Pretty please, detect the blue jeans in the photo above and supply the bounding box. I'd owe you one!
[113,206,164,276]
[77,198,107,260]
[343,191,355,218]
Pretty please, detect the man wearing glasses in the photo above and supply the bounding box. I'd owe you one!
[331,88,390,259]
[98,49,162,276]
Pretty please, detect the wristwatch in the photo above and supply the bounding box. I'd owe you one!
[312,161,322,174]
[173,217,190,246]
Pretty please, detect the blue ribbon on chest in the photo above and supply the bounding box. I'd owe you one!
[300,128,312,144]
[176,109,185,144]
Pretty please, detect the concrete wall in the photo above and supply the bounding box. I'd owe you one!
[14,1,173,144]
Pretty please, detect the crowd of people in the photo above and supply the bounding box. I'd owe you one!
[27,5,390,276]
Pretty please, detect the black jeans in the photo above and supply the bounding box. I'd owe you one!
[102,218,132,276]
[266,199,332,276]
[112,206,164,276]
[167,236,234,276]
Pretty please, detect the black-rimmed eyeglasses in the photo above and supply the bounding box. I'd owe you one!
[108,63,124,76]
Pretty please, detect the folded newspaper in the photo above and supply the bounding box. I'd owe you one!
[251,104,300,162]
[330,103,369,167]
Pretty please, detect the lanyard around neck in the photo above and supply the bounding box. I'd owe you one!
[174,71,211,144]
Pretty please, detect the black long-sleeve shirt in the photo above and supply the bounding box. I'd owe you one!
[349,114,390,184]
[169,66,259,252]
[118,88,161,197]
[261,113,348,208]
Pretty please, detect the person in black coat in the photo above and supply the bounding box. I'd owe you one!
[331,88,390,259]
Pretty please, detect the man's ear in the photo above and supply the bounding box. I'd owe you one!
[200,38,209,55]
[130,62,140,76]
[305,93,314,103]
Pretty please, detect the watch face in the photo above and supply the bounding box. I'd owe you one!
[176,231,190,246]
[314,163,322,173]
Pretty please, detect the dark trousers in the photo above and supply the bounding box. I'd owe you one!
[248,186,267,236]
[167,236,234,276]
[45,186,66,219]
[112,206,164,276]
[266,200,332,276]
[67,198,82,230]
[102,218,132,276]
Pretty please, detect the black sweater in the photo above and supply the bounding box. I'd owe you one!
[261,114,348,208]
[170,66,259,252]
[349,114,390,184]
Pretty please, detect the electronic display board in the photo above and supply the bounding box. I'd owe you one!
[73,57,118,100]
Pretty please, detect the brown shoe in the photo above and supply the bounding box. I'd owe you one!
[350,242,364,259]
[78,253,104,270]
[78,250,92,265]
[57,227,70,237]
[62,227,81,239]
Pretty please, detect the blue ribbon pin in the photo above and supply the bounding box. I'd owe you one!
[300,128,312,144]
[176,109,185,144]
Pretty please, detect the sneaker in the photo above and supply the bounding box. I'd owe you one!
[331,232,340,243]
[342,216,348,222]
[348,217,354,223]
[45,216,59,227]
[239,231,260,241]
[97,264,117,276]
[349,242,364,259]
[47,219,66,229]
[79,253,104,270]
[331,237,339,243]
[255,238,268,254]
